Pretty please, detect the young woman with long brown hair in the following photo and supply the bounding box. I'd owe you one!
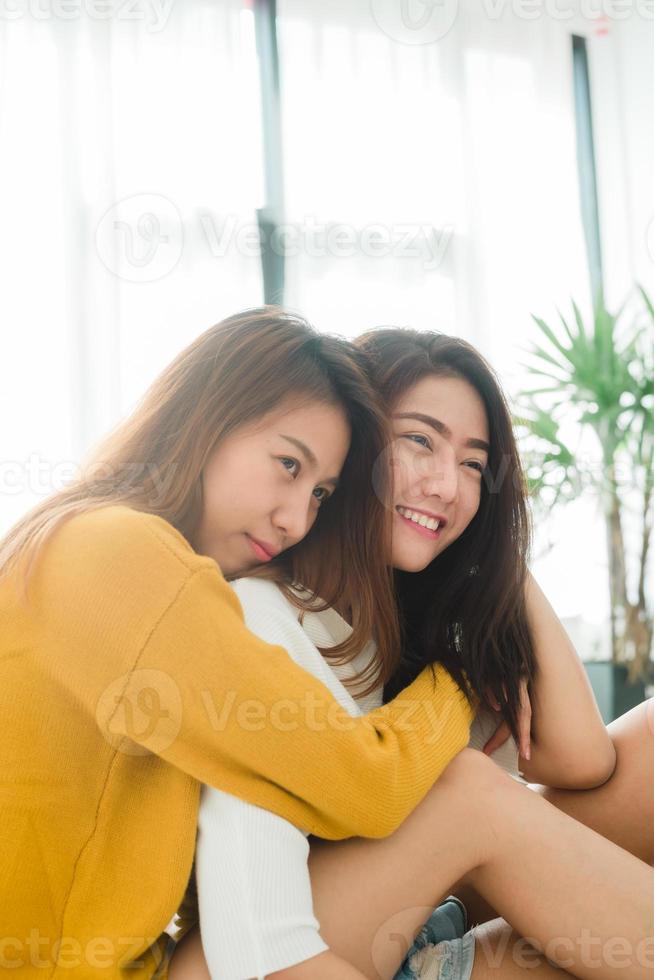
[169,328,654,980]
[0,310,478,978]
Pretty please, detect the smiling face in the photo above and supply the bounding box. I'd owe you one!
[193,396,351,576]
[389,374,490,572]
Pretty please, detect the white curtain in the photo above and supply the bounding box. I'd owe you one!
[1,0,609,629]
[277,0,591,382]
[276,0,607,628]
[0,0,264,532]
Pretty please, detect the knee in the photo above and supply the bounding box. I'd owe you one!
[419,749,515,866]
[440,746,507,788]
[434,748,516,808]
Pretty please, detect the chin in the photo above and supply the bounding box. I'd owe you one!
[393,551,437,573]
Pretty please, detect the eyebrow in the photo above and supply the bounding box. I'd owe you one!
[279,434,340,487]
[392,412,490,454]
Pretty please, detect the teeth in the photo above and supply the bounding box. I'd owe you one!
[397,506,441,532]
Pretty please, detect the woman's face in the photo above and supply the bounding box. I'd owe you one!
[193,396,350,575]
[389,374,489,572]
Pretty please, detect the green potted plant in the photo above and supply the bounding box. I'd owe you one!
[515,286,654,720]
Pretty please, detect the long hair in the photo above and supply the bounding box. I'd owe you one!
[0,308,400,694]
[355,327,537,742]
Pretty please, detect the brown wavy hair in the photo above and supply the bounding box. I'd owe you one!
[0,308,400,695]
[355,327,538,742]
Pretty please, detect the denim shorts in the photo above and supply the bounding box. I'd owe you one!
[393,896,475,980]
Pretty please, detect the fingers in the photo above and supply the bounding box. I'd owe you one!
[483,720,511,755]
[486,689,501,712]
[483,680,532,760]
[518,678,532,760]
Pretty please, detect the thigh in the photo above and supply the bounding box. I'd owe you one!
[306,749,495,979]
[307,836,453,980]
[471,920,572,979]
[451,698,654,927]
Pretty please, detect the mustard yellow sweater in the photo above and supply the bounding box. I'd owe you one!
[0,504,474,978]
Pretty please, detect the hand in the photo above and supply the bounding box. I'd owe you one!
[482,678,531,760]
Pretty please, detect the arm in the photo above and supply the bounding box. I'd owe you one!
[47,505,474,839]
[103,566,474,839]
[518,572,617,789]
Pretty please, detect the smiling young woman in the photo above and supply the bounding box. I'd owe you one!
[388,373,489,574]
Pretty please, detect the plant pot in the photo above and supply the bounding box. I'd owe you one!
[583,662,647,724]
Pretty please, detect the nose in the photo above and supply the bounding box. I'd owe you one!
[272,489,315,544]
[413,445,459,505]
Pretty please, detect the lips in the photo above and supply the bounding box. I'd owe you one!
[246,534,281,561]
[395,506,446,541]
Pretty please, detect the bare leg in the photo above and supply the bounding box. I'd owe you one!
[166,932,210,980]
[306,748,654,979]
[470,920,573,978]
[168,919,579,979]
[455,698,654,926]
[169,748,654,980]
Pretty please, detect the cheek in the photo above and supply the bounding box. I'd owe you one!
[389,446,414,500]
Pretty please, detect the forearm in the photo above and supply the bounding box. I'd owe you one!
[136,570,474,841]
[519,573,616,789]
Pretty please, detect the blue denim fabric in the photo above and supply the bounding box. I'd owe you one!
[393,896,475,980]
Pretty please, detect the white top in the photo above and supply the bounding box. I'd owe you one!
[194,577,524,979]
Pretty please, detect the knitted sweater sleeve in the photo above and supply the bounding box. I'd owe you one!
[109,564,474,839]
[38,506,475,841]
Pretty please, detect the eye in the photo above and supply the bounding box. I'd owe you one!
[403,433,431,449]
[279,456,299,477]
[464,460,486,473]
[312,486,330,503]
